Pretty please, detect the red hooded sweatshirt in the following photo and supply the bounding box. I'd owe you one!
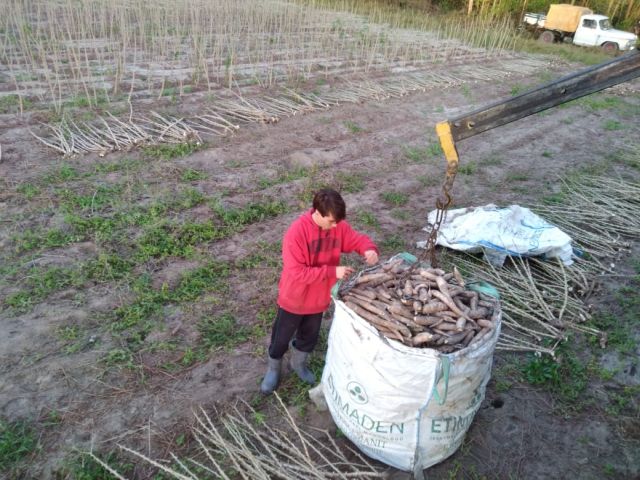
[277,209,378,315]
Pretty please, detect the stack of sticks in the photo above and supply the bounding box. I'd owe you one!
[339,259,499,354]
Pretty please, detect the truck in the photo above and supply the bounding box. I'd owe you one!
[522,4,637,53]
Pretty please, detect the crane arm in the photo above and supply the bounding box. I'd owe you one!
[437,50,640,156]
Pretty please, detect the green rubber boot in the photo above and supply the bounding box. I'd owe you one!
[260,357,282,394]
[290,346,316,384]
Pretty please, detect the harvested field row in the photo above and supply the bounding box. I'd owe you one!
[1,0,516,108]
[31,56,550,156]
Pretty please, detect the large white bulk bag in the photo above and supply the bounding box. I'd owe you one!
[322,298,500,475]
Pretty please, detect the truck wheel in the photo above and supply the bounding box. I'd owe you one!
[539,31,555,43]
[601,42,618,54]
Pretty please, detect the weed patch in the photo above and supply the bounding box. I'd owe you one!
[212,198,288,227]
[3,266,84,313]
[344,120,363,133]
[0,94,32,114]
[257,167,308,189]
[521,343,589,409]
[113,262,230,332]
[12,228,79,254]
[181,168,208,182]
[402,142,441,163]
[380,234,406,252]
[334,171,366,193]
[142,142,203,160]
[458,161,477,175]
[136,222,226,260]
[602,120,623,131]
[56,451,133,478]
[381,191,408,207]
[0,418,38,473]
[16,183,40,200]
[353,210,380,229]
[199,312,250,350]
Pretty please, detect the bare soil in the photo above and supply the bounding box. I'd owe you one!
[1,54,639,479]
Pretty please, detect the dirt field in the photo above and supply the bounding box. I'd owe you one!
[1,40,640,478]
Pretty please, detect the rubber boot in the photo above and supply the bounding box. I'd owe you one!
[290,346,316,384]
[260,357,282,394]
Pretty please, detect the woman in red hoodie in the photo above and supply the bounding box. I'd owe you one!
[261,188,379,394]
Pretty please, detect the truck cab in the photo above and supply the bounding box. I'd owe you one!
[573,14,638,51]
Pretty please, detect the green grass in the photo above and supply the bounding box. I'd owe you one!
[257,167,309,189]
[92,157,143,174]
[142,142,203,160]
[16,183,40,200]
[604,385,640,416]
[136,198,286,261]
[252,305,277,339]
[380,191,408,207]
[211,198,288,228]
[344,120,363,133]
[3,266,85,313]
[380,234,405,252]
[521,343,589,409]
[235,252,280,269]
[112,262,230,333]
[505,171,529,182]
[102,348,134,367]
[392,209,411,221]
[541,191,567,205]
[510,84,524,96]
[353,210,380,229]
[43,164,82,183]
[198,312,250,350]
[514,37,609,65]
[580,95,626,111]
[180,168,208,182]
[57,325,87,355]
[63,92,109,110]
[483,155,503,166]
[402,142,441,163]
[458,161,477,175]
[57,451,133,479]
[602,120,623,131]
[334,171,366,193]
[587,269,640,355]
[0,418,38,472]
[82,254,134,282]
[417,175,440,187]
[57,184,125,213]
[0,94,32,114]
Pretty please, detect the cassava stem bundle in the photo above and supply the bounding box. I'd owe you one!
[339,259,498,353]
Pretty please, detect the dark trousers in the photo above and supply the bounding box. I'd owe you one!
[268,307,323,359]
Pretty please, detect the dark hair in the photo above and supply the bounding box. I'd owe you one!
[313,188,346,221]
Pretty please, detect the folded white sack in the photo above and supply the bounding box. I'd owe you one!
[420,204,574,267]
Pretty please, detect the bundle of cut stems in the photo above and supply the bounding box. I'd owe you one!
[93,394,384,479]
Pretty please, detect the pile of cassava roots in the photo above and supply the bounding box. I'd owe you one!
[339,259,499,353]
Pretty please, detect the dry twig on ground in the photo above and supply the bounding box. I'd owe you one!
[107,393,384,479]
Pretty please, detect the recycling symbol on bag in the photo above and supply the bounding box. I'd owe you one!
[347,382,368,405]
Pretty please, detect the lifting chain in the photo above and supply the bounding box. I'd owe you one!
[421,121,460,268]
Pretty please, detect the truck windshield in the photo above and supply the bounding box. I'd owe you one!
[599,19,611,30]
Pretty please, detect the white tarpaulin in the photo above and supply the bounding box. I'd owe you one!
[321,299,501,474]
[422,204,574,266]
